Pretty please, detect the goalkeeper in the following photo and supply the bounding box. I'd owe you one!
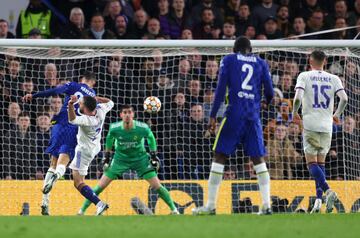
[78,104,179,215]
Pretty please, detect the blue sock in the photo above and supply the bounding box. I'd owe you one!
[80,185,101,205]
[309,163,329,192]
[315,181,323,199]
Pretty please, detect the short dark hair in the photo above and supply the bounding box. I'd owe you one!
[91,12,104,20]
[233,36,252,54]
[82,71,96,82]
[37,112,50,118]
[83,96,97,112]
[310,50,326,62]
[0,19,8,24]
[18,112,30,118]
[121,104,133,112]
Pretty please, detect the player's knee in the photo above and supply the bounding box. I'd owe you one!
[251,157,265,165]
[214,153,228,164]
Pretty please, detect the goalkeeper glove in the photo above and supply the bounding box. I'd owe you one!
[101,151,112,171]
[149,151,160,172]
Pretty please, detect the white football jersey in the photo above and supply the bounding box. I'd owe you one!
[69,101,114,154]
[295,70,344,133]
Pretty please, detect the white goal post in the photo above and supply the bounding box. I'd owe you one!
[0,39,359,215]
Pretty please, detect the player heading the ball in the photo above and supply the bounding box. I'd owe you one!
[192,36,274,215]
[293,50,348,213]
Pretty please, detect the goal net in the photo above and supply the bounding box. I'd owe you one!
[0,40,359,215]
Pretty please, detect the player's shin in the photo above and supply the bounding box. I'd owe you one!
[206,162,224,210]
[80,185,104,213]
[156,185,177,212]
[55,164,66,180]
[254,162,271,209]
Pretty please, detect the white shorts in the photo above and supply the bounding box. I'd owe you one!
[69,147,99,176]
[303,129,332,155]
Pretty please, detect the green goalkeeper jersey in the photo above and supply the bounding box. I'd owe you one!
[105,120,157,161]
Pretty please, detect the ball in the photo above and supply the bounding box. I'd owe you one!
[144,96,161,113]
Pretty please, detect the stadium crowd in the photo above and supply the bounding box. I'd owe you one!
[0,0,359,181]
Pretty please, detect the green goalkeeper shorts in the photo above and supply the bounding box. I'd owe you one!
[104,156,157,180]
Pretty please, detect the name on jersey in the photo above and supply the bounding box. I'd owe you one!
[309,76,331,82]
[118,141,138,148]
[237,91,255,100]
[81,86,96,97]
[237,55,257,62]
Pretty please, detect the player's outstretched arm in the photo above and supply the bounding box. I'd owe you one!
[333,89,348,123]
[22,84,70,102]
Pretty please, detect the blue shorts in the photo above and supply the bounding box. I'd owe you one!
[46,123,78,159]
[213,117,266,158]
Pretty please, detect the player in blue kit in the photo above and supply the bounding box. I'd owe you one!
[192,37,274,215]
[22,71,96,215]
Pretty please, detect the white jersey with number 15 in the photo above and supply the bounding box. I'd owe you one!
[295,70,344,133]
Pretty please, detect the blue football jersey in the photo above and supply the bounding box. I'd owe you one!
[33,82,96,124]
[210,53,274,120]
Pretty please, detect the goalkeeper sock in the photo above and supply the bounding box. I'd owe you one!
[81,185,103,212]
[254,163,271,209]
[79,185,100,205]
[42,168,55,206]
[206,162,224,210]
[157,185,177,211]
[55,164,66,179]
[309,163,330,192]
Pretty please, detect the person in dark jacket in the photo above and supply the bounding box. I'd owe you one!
[82,13,115,39]
[60,7,86,39]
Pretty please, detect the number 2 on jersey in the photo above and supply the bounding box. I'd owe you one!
[312,85,331,109]
[241,64,253,90]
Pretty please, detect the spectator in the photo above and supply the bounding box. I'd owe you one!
[151,49,164,71]
[114,14,134,39]
[332,0,356,26]
[263,16,283,39]
[294,0,324,21]
[181,28,193,39]
[288,121,303,155]
[60,7,86,39]
[143,18,162,39]
[202,58,219,90]
[306,9,327,39]
[37,63,59,91]
[183,104,211,179]
[158,0,169,18]
[223,166,237,180]
[0,19,15,38]
[280,73,294,99]
[276,5,290,36]
[290,16,307,38]
[191,0,224,26]
[221,20,236,39]
[283,60,299,80]
[351,0,360,19]
[3,112,36,179]
[171,91,189,124]
[186,79,203,104]
[266,123,301,179]
[131,9,149,38]
[16,0,57,38]
[3,58,23,99]
[3,102,21,131]
[188,49,203,75]
[192,7,221,39]
[332,17,353,39]
[160,0,192,39]
[82,13,115,39]
[252,0,279,31]
[235,3,254,36]
[172,58,191,88]
[244,25,256,39]
[104,0,123,33]
[34,113,51,179]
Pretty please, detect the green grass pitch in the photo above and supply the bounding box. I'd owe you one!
[1,214,359,238]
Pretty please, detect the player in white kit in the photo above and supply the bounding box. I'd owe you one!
[292,50,348,213]
[68,95,114,215]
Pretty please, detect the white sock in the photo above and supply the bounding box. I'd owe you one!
[42,168,56,206]
[254,163,271,209]
[206,162,224,210]
[55,164,66,179]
